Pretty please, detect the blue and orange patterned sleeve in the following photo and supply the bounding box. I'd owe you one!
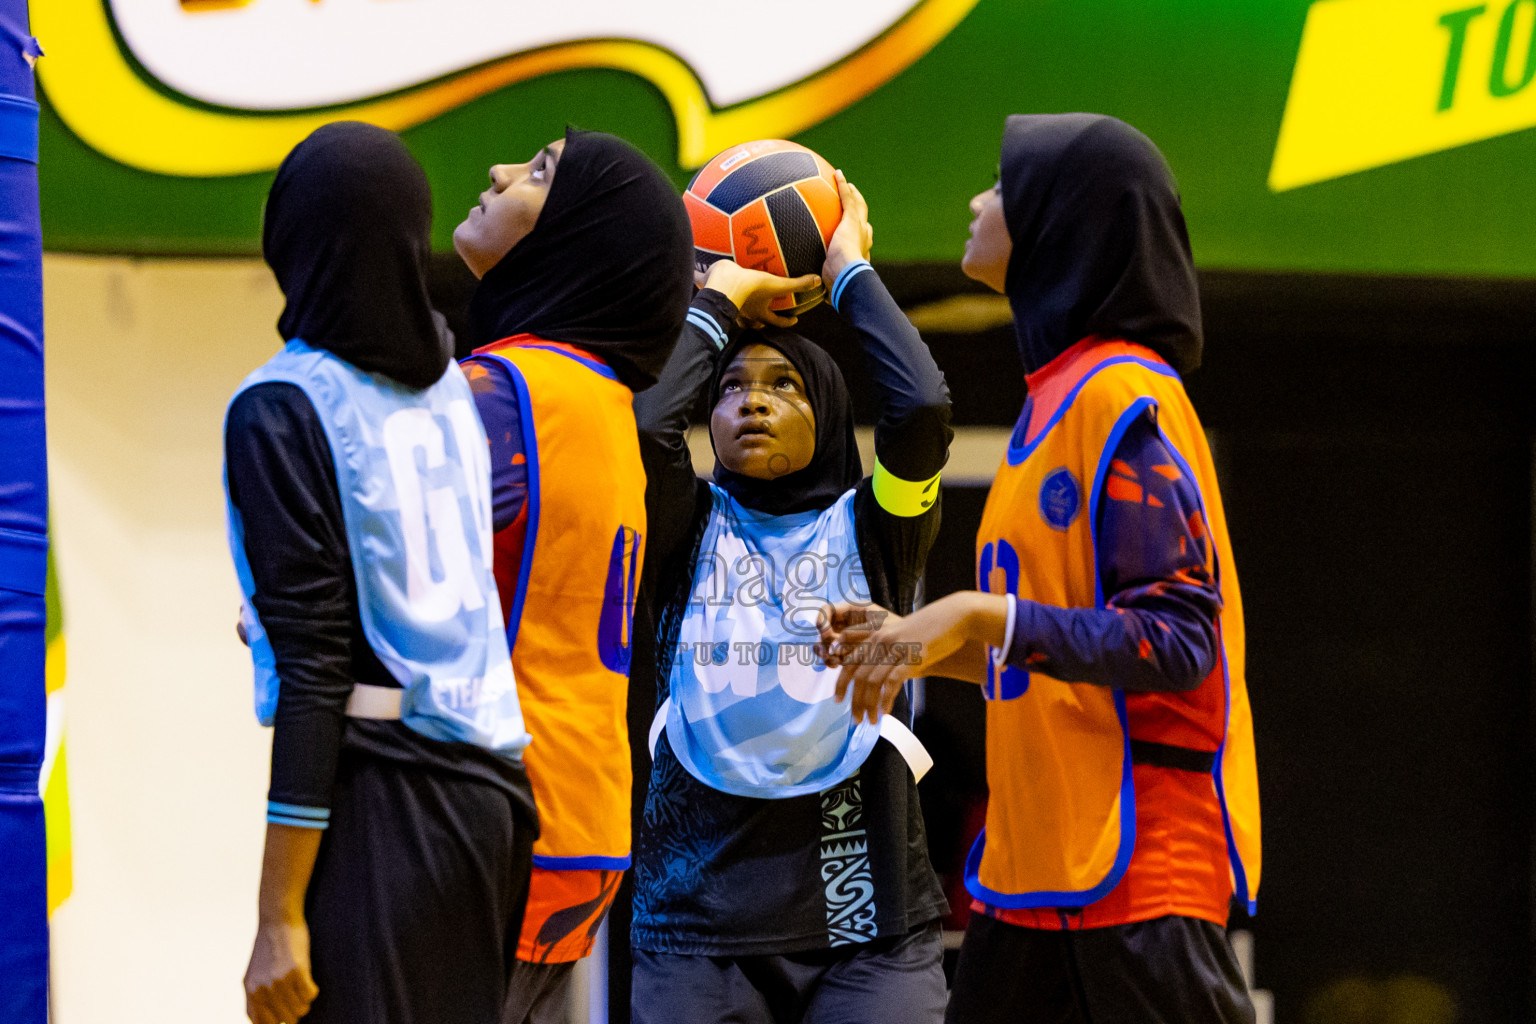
[461,357,529,534]
[1003,410,1222,692]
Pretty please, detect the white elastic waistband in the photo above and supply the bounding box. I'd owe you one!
[647,696,932,784]
[346,683,403,720]
[878,713,934,782]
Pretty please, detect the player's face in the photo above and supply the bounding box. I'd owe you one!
[453,138,566,278]
[711,343,817,481]
[961,182,1011,294]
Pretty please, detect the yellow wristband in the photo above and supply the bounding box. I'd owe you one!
[872,459,940,518]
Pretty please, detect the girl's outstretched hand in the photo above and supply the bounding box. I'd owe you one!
[817,592,1010,723]
[822,170,874,285]
[701,259,819,329]
[816,601,892,669]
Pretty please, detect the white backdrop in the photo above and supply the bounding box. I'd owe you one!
[46,255,281,1023]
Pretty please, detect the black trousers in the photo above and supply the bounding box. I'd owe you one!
[503,959,576,1024]
[945,913,1256,1024]
[301,749,536,1024]
[632,923,947,1024]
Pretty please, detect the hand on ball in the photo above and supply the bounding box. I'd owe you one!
[703,260,820,329]
[823,170,874,283]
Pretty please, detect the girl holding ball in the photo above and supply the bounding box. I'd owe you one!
[629,169,953,1024]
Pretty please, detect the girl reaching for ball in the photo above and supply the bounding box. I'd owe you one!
[628,169,953,1024]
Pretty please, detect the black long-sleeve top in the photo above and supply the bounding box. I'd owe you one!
[226,384,532,825]
[629,266,954,955]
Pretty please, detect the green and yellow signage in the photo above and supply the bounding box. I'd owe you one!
[34,0,1536,276]
[1273,0,1536,188]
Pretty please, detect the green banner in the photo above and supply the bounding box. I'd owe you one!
[36,0,1536,276]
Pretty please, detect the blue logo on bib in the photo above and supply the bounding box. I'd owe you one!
[598,525,642,673]
[1039,468,1081,531]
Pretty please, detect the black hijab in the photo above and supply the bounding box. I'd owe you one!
[263,122,450,390]
[468,128,694,393]
[710,329,862,517]
[999,113,1203,374]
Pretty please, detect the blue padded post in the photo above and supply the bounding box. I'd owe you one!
[0,0,48,1019]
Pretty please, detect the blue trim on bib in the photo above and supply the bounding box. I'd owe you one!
[1088,397,1158,607]
[1082,402,1147,897]
[1153,426,1256,914]
[517,343,619,381]
[1213,633,1255,915]
[531,853,632,871]
[1007,356,1177,467]
[486,356,543,647]
[963,689,1136,909]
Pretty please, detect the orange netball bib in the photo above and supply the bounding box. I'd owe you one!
[479,339,647,869]
[969,339,1260,913]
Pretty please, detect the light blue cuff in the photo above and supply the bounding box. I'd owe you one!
[267,815,329,829]
[687,308,729,350]
[830,260,874,311]
[267,802,330,829]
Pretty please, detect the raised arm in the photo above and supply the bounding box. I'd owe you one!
[634,263,817,569]
[822,174,952,507]
[821,173,953,609]
[634,286,737,465]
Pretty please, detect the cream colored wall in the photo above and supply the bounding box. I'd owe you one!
[45,255,284,1024]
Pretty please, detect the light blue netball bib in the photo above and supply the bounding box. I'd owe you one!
[224,339,529,758]
[666,484,881,797]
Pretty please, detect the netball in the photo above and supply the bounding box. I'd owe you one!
[685,140,842,314]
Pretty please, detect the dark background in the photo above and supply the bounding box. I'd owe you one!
[432,260,1536,1023]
